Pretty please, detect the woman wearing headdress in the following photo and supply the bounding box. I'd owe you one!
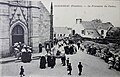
[40,56,46,69]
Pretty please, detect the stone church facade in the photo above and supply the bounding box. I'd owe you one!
[0,0,51,57]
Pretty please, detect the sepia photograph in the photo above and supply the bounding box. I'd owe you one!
[0,0,120,77]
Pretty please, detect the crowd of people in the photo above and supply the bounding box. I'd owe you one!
[39,55,83,76]
[17,38,120,77]
[39,55,56,69]
[81,42,120,71]
[13,42,32,62]
[38,39,83,76]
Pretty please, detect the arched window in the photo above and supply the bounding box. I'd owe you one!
[54,34,56,37]
[72,30,75,35]
[101,30,104,35]
[57,34,59,36]
[60,34,62,37]
[81,30,85,35]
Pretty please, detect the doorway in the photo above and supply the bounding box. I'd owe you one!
[12,25,24,45]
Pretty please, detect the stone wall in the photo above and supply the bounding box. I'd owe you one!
[0,4,10,58]
[38,1,50,43]
[31,1,50,52]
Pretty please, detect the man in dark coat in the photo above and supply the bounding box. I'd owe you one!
[90,46,96,55]
[69,45,74,54]
[39,43,42,53]
[19,66,25,77]
[64,45,69,54]
[118,56,120,71]
[50,56,56,68]
[66,58,69,66]
[47,55,51,67]
[45,43,51,53]
[67,63,72,75]
[61,55,66,66]
[78,62,83,76]
[77,41,80,50]
[40,56,46,69]
[87,46,91,54]
[53,56,56,66]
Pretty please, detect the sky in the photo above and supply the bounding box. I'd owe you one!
[34,0,120,27]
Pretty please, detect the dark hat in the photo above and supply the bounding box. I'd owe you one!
[21,66,23,67]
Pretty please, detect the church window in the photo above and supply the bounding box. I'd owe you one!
[101,30,104,35]
[81,30,85,35]
[54,34,56,37]
[60,34,62,37]
[88,32,90,35]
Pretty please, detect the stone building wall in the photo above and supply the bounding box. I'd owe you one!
[0,2,10,58]
[31,1,50,52]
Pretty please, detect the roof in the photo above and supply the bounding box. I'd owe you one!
[39,1,50,15]
[84,29,101,38]
[54,27,71,34]
[108,27,120,32]
[81,20,113,30]
[97,22,113,30]
[81,21,101,29]
[81,21,95,29]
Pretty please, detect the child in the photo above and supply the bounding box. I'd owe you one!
[66,58,69,66]
[67,63,72,75]
[19,66,25,77]
[78,62,83,76]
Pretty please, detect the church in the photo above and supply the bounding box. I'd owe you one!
[0,0,53,58]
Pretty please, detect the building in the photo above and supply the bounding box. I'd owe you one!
[0,0,53,57]
[72,19,113,39]
[106,27,120,39]
[97,22,113,38]
[53,27,72,40]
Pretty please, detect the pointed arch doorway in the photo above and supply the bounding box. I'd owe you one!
[10,21,28,47]
[12,25,24,45]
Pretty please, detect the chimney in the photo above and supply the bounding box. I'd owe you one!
[76,19,78,24]
[80,19,82,23]
[76,18,82,24]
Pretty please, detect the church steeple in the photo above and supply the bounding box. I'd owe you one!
[51,2,53,15]
[50,2,53,45]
